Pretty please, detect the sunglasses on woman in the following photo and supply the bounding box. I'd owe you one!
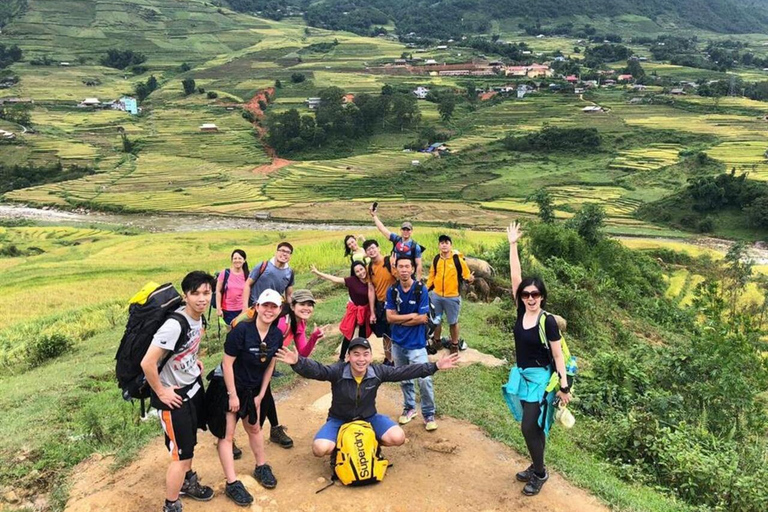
[260,341,267,363]
[520,291,542,300]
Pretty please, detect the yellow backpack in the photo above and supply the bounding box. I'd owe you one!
[333,420,389,486]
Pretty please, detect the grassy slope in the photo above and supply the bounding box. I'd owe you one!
[0,224,705,512]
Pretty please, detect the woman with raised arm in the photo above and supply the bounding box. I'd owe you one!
[311,261,372,361]
[505,221,571,497]
[343,234,369,265]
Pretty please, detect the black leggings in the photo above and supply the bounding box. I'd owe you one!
[521,401,546,474]
[339,324,366,361]
[259,384,278,428]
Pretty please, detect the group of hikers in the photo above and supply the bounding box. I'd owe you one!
[134,209,573,512]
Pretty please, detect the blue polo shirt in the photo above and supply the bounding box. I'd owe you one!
[385,281,429,349]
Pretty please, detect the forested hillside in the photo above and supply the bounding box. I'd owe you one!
[227,0,768,37]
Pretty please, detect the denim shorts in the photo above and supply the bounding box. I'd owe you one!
[430,292,462,325]
[314,414,398,442]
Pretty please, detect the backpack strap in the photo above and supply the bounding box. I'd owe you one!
[253,261,269,284]
[428,254,439,291]
[453,253,464,286]
[158,312,192,373]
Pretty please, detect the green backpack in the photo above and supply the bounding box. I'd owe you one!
[537,310,577,393]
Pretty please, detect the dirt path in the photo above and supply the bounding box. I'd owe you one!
[64,377,608,512]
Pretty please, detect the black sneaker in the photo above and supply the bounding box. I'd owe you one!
[232,441,242,460]
[270,425,294,449]
[522,469,549,496]
[272,369,284,378]
[225,480,253,507]
[180,471,214,501]
[516,464,534,482]
[162,499,182,512]
[253,463,277,489]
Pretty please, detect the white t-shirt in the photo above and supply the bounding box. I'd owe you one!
[150,308,203,388]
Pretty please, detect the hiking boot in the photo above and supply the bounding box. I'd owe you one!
[516,464,535,482]
[270,425,294,449]
[272,369,284,378]
[398,408,417,425]
[424,415,438,431]
[458,338,468,351]
[225,480,253,507]
[162,499,182,512]
[232,441,242,460]
[180,471,214,501]
[253,463,277,489]
[522,469,549,496]
[449,343,459,355]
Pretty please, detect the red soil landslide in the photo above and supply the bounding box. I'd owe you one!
[245,87,294,174]
[63,379,609,512]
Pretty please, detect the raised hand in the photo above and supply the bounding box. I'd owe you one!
[275,346,299,365]
[507,221,523,245]
[436,352,460,370]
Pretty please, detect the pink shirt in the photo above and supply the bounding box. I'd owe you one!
[278,316,322,357]
[218,270,246,311]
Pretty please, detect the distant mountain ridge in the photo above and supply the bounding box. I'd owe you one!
[229,0,768,37]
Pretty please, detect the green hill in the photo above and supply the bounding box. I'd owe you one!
[228,0,768,37]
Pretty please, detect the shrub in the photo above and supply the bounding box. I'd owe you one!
[206,91,218,99]
[26,332,74,367]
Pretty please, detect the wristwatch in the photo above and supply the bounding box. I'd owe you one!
[560,386,571,394]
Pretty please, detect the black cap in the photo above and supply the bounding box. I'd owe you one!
[438,234,452,243]
[347,337,371,350]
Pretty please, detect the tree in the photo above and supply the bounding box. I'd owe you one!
[275,79,282,88]
[0,103,31,126]
[465,81,477,102]
[182,78,196,96]
[207,91,218,99]
[147,75,158,91]
[745,195,768,228]
[529,189,555,224]
[437,94,456,122]
[290,73,306,83]
[567,203,605,245]
[625,59,645,79]
[390,93,420,130]
[179,62,191,72]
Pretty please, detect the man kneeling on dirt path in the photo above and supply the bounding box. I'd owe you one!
[140,271,216,512]
[426,234,474,355]
[274,338,460,457]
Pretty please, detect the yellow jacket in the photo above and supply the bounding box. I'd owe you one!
[427,250,471,297]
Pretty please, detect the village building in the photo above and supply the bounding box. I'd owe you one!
[617,74,634,82]
[113,96,138,115]
[78,98,101,107]
[305,97,321,109]
[669,88,686,95]
[413,86,430,99]
[582,105,604,113]
[199,123,219,132]
[0,129,16,140]
[565,75,578,83]
[505,64,552,78]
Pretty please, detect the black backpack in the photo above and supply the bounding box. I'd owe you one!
[115,283,192,406]
[210,269,232,310]
[428,253,465,291]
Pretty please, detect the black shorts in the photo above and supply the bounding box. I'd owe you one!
[371,300,391,338]
[154,381,205,461]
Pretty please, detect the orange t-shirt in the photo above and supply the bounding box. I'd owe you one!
[369,259,396,302]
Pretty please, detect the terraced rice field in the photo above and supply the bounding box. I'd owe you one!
[609,144,682,171]
[707,141,768,179]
